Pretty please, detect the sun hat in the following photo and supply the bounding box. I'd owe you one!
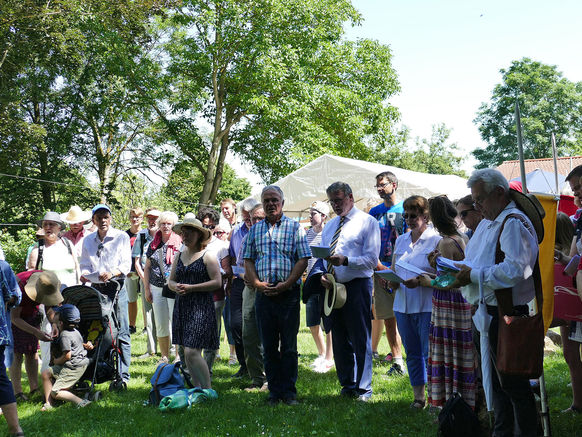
[146,209,161,218]
[91,204,112,216]
[24,271,64,306]
[310,201,330,216]
[173,217,212,243]
[323,273,347,316]
[61,205,91,224]
[509,188,545,244]
[55,304,81,324]
[36,211,65,229]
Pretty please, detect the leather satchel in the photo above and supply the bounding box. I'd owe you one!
[494,213,544,379]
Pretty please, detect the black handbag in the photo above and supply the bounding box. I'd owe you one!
[158,247,176,299]
[438,393,480,437]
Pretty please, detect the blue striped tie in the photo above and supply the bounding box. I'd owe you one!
[327,216,346,275]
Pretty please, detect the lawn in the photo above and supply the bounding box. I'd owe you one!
[5,304,582,437]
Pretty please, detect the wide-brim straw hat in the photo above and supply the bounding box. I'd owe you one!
[61,205,91,224]
[173,217,212,244]
[323,273,347,316]
[24,271,64,306]
[36,211,65,229]
[508,188,545,244]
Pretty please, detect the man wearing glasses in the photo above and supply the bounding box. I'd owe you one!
[80,204,131,387]
[368,171,406,376]
[456,195,483,238]
[320,182,380,402]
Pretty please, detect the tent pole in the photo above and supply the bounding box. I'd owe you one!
[551,133,559,193]
[515,100,528,192]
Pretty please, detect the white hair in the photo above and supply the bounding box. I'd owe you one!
[261,185,285,202]
[467,169,509,194]
[156,211,179,227]
[239,197,261,213]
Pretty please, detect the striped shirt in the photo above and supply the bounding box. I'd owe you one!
[243,215,310,284]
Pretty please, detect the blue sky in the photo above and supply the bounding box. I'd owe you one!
[345,0,582,171]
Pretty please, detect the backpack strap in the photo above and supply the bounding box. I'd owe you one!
[494,213,543,316]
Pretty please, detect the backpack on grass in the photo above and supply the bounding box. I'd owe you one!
[149,361,192,406]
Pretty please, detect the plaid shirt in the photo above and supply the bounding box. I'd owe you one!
[243,215,310,284]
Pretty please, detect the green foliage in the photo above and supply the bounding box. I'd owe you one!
[473,58,582,168]
[161,161,252,217]
[378,124,466,177]
[0,227,36,272]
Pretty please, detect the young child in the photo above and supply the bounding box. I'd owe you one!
[41,304,91,410]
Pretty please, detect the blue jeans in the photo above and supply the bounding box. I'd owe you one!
[255,285,300,400]
[116,287,131,383]
[395,311,431,387]
[330,277,373,397]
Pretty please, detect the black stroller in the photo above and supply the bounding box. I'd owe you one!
[60,280,126,400]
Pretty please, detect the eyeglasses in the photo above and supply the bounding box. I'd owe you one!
[328,197,347,206]
[97,243,104,258]
[374,182,392,189]
[403,213,418,220]
[202,224,216,230]
[459,208,475,219]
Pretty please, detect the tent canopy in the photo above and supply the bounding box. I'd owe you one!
[510,168,567,194]
[273,154,470,218]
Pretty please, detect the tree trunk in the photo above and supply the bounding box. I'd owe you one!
[209,130,230,204]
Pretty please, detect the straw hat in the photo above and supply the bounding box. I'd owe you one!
[323,273,347,316]
[24,271,64,306]
[36,212,65,229]
[173,217,212,243]
[509,189,545,244]
[61,205,91,224]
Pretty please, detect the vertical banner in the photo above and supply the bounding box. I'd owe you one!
[535,193,558,332]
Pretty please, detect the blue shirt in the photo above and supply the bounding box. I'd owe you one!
[368,201,406,266]
[243,215,310,284]
[229,222,249,265]
[0,261,22,346]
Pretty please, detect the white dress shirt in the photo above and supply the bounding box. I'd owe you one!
[393,226,441,314]
[320,206,380,283]
[80,227,131,283]
[462,201,538,306]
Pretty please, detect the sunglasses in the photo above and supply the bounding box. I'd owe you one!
[403,213,419,220]
[459,208,475,219]
[202,224,216,230]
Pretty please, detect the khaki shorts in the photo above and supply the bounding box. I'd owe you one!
[373,274,396,320]
[50,363,88,394]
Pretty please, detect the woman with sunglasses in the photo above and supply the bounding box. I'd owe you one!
[390,196,441,409]
[418,196,475,412]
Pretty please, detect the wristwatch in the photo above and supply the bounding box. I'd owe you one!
[342,257,349,266]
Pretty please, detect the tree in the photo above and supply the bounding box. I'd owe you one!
[155,0,399,202]
[160,160,251,218]
[473,58,582,168]
[377,124,466,177]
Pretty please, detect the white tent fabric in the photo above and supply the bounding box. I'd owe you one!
[273,154,470,218]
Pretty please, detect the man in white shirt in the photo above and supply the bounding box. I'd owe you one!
[80,204,132,387]
[320,182,380,401]
[454,169,538,437]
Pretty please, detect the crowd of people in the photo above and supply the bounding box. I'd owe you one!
[0,165,581,437]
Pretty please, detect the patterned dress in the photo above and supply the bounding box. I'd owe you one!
[172,253,219,350]
[427,237,476,408]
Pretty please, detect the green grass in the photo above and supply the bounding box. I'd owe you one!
[6,303,582,436]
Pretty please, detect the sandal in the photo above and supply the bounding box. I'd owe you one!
[77,399,92,408]
[14,392,28,402]
[41,402,53,412]
[410,399,426,409]
[561,405,582,414]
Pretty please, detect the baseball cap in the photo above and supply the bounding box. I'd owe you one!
[310,201,330,216]
[55,304,81,324]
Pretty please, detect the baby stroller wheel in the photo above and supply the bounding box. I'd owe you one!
[109,380,127,392]
[91,391,103,401]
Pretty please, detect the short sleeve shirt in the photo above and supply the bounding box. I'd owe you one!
[55,329,89,370]
[368,201,406,266]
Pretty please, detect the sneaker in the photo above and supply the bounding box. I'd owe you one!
[386,363,405,377]
[314,360,334,373]
[383,353,394,363]
[228,354,238,366]
[244,381,268,392]
[372,351,380,360]
[310,355,325,368]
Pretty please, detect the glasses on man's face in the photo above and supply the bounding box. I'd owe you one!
[374,182,391,189]
[329,197,347,206]
[459,208,475,219]
[97,243,104,258]
[403,213,418,220]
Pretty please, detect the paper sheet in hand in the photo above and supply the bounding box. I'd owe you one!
[394,260,428,276]
[83,272,102,283]
[436,257,472,272]
[375,269,404,283]
[310,246,331,258]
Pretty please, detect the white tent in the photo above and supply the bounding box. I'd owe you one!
[273,154,470,218]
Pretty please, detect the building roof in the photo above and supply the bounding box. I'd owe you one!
[496,156,582,180]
